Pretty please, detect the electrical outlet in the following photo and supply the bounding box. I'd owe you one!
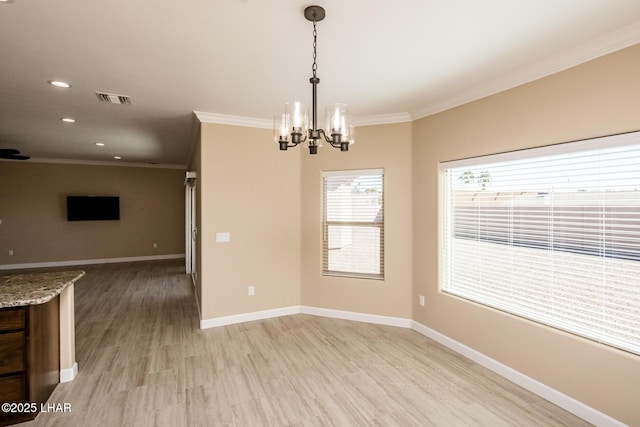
[153,243,157,248]
[248,286,255,296]
[419,295,425,306]
[8,249,14,256]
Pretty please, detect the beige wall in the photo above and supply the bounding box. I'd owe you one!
[300,123,413,318]
[0,162,185,266]
[412,44,640,425]
[197,123,301,320]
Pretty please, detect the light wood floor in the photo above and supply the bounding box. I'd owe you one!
[18,260,590,426]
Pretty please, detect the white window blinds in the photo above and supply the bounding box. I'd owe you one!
[323,169,384,280]
[440,132,640,355]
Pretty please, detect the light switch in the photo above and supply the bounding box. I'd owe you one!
[216,232,230,243]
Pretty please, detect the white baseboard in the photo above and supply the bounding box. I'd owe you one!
[60,362,78,383]
[199,305,623,427]
[411,321,625,427]
[301,305,414,328]
[199,305,413,330]
[0,254,185,271]
[200,306,302,329]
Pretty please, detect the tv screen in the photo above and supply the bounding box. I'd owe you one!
[67,196,120,221]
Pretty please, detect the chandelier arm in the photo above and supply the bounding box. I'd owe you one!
[286,137,305,148]
[321,130,335,145]
[293,134,307,146]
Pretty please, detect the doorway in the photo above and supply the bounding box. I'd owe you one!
[184,171,197,278]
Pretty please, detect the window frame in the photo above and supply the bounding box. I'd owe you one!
[322,168,385,280]
[438,131,640,355]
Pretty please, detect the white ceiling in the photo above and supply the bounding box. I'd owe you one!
[1,0,640,167]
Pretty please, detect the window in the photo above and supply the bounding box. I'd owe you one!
[322,169,384,279]
[440,131,640,355]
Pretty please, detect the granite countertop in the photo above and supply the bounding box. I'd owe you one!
[0,270,85,308]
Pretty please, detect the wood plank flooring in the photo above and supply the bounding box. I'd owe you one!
[16,260,590,426]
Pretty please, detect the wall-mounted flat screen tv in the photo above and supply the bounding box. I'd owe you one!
[67,196,120,221]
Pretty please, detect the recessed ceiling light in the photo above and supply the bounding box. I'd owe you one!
[95,142,105,147]
[114,156,122,160]
[61,117,75,123]
[48,80,71,88]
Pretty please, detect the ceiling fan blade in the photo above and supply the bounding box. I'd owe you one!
[0,148,20,156]
[0,148,30,160]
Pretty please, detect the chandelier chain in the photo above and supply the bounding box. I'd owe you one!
[312,20,318,78]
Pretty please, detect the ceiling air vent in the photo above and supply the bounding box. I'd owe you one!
[95,92,132,105]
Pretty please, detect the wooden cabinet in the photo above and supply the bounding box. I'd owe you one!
[0,298,59,426]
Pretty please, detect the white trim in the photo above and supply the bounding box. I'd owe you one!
[184,172,196,275]
[353,113,412,126]
[412,22,640,120]
[200,305,411,329]
[411,321,626,427]
[200,306,302,329]
[0,157,186,170]
[60,362,78,383]
[321,168,384,178]
[184,170,196,186]
[301,306,413,328]
[194,111,272,129]
[0,254,185,271]
[194,110,414,130]
[440,130,640,169]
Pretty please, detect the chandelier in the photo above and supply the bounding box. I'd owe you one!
[274,5,354,155]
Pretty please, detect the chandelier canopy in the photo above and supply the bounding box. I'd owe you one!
[274,5,354,155]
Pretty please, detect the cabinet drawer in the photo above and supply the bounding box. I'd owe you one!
[0,331,25,375]
[0,307,25,332]
[0,374,26,403]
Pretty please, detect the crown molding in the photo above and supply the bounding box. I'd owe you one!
[0,157,186,170]
[0,254,185,271]
[353,112,413,126]
[197,22,640,128]
[195,110,413,129]
[194,111,272,129]
[412,21,640,120]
